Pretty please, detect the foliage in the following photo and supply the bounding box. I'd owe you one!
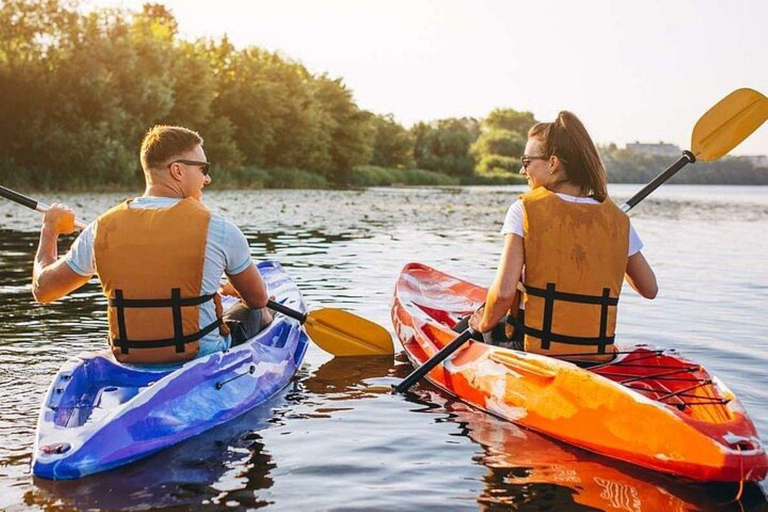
[350,165,459,186]
[411,117,479,176]
[600,145,768,185]
[266,167,328,189]
[368,114,415,169]
[0,1,762,191]
[471,109,534,176]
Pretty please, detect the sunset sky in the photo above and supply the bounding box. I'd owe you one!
[88,0,767,155]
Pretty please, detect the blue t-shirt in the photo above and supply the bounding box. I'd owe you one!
[64,197,253,359]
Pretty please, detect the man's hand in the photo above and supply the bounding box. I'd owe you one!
[43,203,76,236]
[32,203,90,304]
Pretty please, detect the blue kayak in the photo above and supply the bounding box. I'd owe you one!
[32,261,309,480]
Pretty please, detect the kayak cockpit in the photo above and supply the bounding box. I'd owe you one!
[46,355,170,429]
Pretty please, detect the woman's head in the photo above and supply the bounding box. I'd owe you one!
[523,111,607,201]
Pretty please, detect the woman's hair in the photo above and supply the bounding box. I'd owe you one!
[528,111,608,201]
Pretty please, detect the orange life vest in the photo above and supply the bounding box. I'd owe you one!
[516,187,629,362]
[94,197,227,364]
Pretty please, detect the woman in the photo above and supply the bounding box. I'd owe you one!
[469,111,657,362]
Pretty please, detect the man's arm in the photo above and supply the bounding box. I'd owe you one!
[227,264,273,326]
[227,264,269,309]
[32,204,92,304]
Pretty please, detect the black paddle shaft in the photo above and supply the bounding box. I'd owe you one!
[267,299,308,324]
[395,329,475,393]
[621,150,696,212]
[0,185,38,210]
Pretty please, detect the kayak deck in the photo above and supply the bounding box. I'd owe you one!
[392,262,768,482]
[33,261,309,480]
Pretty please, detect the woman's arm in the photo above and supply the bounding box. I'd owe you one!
[470,234,525,333]
[625,251,658,299]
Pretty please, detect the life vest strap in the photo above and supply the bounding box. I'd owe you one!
[523,282,618,354]
[524,284,619,306]
[111,317,223,352]
[110,288,221,354]
[108,293,217,308]
[518,325,616,348]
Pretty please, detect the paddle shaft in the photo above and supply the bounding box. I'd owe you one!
[394,329,475,393]
[0,185,87,229]
[620,150,696,213]
[267,299,308,323]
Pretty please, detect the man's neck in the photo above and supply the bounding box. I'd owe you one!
[143,182,184,198]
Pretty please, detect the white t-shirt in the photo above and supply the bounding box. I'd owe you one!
[501,194,643,256]
[64,196,254,358]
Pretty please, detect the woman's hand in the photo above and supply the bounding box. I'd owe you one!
[468,307,486,333]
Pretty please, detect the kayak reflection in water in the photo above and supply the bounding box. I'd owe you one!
[30,125,273,366]
[468,111,658,363]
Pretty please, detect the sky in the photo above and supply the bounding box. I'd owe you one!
[89,0,767,155]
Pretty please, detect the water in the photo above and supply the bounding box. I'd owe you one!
[1,184,767,511]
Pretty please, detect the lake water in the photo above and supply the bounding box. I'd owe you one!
[1,184,767,511]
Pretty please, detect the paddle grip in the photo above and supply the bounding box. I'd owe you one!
[267,299,307,323]
[621,150,695,213]
[395,329,475,393]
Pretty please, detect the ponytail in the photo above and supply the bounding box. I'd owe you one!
[528,111,608,201]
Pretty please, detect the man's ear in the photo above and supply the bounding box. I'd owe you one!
[168,163,182,181]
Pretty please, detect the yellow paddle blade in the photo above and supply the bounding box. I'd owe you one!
[692,88,768,161]
[305,308,394,356]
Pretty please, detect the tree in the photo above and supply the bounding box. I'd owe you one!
[412,117,479,176]
[369,114,415,168]
[470,108,535,176]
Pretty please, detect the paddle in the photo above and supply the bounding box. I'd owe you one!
[0,185,394,356]
[395,87,768,393]
[0,185,88,229]
[267,300,393,356]
[621,88,768,212]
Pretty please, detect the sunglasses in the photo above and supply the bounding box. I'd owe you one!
[520,154,549,170]
[169,159,211,176]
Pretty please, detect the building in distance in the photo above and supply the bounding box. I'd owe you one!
[743,155,768,168]
[626,141,682,157]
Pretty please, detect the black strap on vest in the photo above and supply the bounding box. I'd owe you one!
[109,288,219,354]
[513,283,618,354]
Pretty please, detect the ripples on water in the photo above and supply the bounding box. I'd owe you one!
[1,184,767,510]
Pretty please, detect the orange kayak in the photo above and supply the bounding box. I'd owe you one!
[392,262,768,482]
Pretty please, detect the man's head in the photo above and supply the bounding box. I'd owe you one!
[140,125,211,199]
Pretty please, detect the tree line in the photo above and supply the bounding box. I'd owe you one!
[0,1,764,191]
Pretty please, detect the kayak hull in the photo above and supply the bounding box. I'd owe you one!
[32,261,309,480]
[392,262,768,482]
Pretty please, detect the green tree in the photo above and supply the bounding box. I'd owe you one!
[369,114,415,168]
[312,76,373,182]
[412,117,479,176]
[471,108,535,176]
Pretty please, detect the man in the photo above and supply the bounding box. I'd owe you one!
[32,125,272,364]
